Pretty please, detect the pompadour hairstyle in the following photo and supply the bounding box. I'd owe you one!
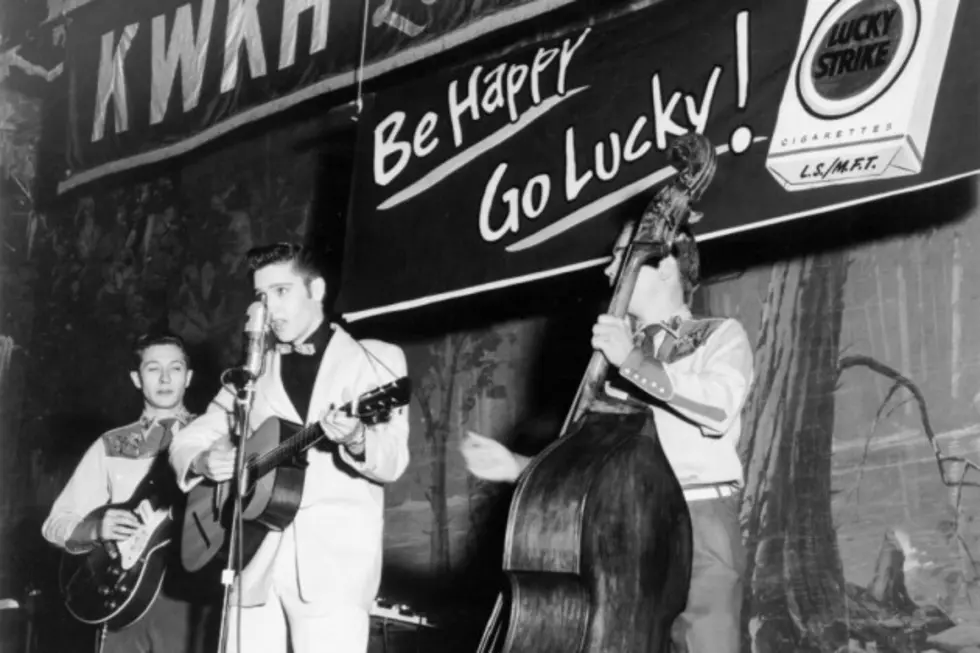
[245,242,321,281]
[133,331,190,368]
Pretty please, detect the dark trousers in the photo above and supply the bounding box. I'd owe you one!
[99,593,215,653]
[670,494,745,653]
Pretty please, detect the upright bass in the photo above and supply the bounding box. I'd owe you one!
[477,133,718,653]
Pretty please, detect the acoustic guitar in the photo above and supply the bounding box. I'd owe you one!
[59,453,180,630]
[181,377,411,572]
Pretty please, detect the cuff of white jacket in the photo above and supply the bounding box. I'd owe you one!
[338,426,377,475]
[171,448,207,493]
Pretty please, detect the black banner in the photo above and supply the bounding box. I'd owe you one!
[337,0,980,319]
[59,0,584,192]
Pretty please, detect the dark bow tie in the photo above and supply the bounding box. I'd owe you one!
[276,342,316,356]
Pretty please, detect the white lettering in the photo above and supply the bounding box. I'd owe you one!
[480,64,506,115]
[650,74,685,150]
[279,0,329,70]
[556,29,589,95]
[504,64,529,122]
[564,127,592,201]
[372,0,427,38]
[150,0,215,125]
[594,132,621,182]
[92,24,139,142]
[624,116,652,162]
[521,175,550,219]
[683,66,721,134]
[529,46,558,104]
[221,0,267,93]
[479,163,520,243]
[374,112,411,186]
[413,112,439,157]
[447,66,482,147]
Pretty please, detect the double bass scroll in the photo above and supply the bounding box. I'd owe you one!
[478,133,718,653]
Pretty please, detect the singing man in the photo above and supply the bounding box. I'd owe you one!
[169,243,410,653]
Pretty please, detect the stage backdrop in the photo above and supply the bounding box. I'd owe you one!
[337,0,980,320]
[5,57,980,652]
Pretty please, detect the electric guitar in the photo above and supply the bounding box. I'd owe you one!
[181,377,411,572]
[59,454,180,630]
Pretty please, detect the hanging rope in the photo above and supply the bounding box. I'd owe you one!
[354,0,372,120]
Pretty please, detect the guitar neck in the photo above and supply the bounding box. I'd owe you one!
[246,379,409,479]
[249,422,325,479]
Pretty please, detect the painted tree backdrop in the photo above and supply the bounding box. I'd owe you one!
[2,78,980,651]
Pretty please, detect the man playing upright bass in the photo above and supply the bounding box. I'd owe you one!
[464,216,754,653]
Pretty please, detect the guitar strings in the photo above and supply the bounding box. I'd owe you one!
[247,379,404,473]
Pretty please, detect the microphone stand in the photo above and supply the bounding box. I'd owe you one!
[215,370,258,653]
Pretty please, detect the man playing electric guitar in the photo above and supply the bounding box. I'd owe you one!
[42,332,208,653]
[169,243,410,653]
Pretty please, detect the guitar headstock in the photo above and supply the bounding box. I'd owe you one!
[347,377,412,426]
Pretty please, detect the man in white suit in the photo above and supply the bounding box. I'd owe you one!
[169,243,410,653]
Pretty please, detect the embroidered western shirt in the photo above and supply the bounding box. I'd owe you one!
[608,313,754,488]
[41,409,192,554]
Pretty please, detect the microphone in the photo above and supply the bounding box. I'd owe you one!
[242,300,269,380]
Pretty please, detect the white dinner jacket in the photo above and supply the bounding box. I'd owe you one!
[170,324,410,608]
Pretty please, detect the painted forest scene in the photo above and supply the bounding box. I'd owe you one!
[376,179,980,653]
[3,75,980,653]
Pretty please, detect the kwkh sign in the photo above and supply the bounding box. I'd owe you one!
[90,0,330,142]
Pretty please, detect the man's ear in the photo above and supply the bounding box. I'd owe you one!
[184,370,194,388]
[310,277,326,302]
[130,371,142,390]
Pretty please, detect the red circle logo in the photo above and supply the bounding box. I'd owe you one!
[796,0,920,119]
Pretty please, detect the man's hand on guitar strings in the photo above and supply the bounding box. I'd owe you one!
[98,508,141,542]
[191,439,237,483]
[320,389,366,455]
